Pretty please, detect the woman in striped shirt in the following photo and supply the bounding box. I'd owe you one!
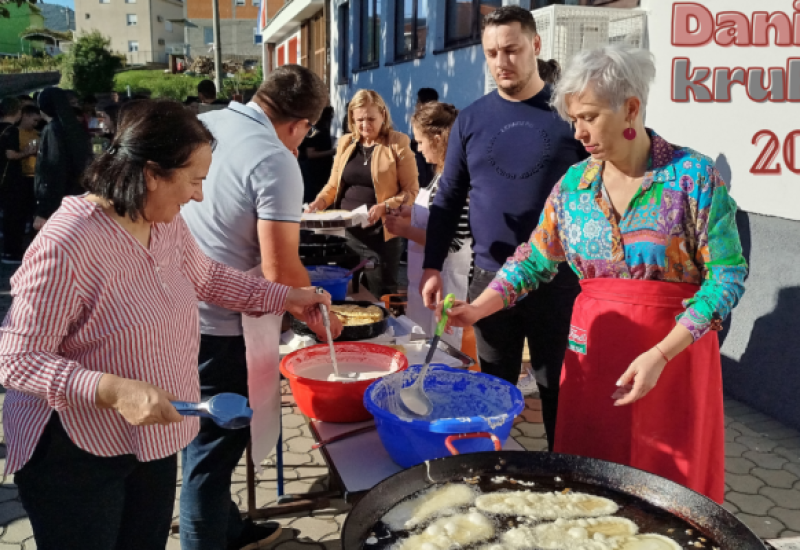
[0,100,330,550]
[385,102,472,348]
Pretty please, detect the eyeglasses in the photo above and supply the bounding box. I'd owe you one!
[306,123,319,139]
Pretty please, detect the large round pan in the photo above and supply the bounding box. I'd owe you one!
[292,300,389,341]
[299,230,348,258]
[342,451,766,550]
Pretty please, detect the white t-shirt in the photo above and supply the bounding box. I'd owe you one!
[181,101,303,336]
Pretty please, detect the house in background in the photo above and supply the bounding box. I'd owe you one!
[328,0,641,137]
[0,2,45,56]
[74,0,185,64]
[40,2,77,33]
[184,0,264,59]
[260,0,328,85]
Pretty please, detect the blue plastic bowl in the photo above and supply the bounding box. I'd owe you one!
[363,365,525,468]
[306,266,353,301]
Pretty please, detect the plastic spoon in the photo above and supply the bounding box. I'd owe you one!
[171,393,253,429]
[400,293,456,417]
[317,287,342,379]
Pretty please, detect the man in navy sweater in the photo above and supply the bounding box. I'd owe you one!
[421,5,587,451]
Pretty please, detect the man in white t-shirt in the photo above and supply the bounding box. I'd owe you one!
[180,65,342,550]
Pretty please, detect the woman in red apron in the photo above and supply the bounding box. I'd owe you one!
[445,46,746,504]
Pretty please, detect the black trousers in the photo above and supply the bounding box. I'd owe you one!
[469,266,580,451]
[15,415,178,550]
[2,176,35,258]
[345,224,403,297]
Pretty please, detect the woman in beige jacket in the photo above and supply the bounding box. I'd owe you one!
[307,90,418,296]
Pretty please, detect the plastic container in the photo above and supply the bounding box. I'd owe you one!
[280,343,409,423]
[363,365,525,468]
[306,266,353,301]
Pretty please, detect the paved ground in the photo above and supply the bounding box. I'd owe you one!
[0,262,798,548]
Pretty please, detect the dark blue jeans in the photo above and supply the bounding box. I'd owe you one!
[16,415,177,550]
[180,334,251,550]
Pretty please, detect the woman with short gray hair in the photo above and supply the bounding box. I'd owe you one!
[445,45,747,503]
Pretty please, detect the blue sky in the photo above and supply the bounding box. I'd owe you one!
[40,0,74,9]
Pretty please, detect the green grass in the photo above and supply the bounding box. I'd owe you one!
[114,69,261,102]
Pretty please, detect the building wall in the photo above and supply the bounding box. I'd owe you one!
[186,0,260,20]
[0,3,44,55]
[185,18,264,57]
[149,0,185,60]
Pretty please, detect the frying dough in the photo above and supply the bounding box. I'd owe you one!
[501,517,639,550]
[382,484,478,531]
[620,534,682,550]
[391,512,495,550]
[331,304,384,326]
[476,490,619,519]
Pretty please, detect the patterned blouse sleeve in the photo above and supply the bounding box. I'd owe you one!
[677,166,747,340]
[489,181,568,308]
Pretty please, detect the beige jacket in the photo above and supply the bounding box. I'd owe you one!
[316,130,419,240]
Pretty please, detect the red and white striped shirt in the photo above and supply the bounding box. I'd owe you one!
[0,196,289,474]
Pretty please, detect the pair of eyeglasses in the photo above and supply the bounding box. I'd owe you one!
[306,123,319,139]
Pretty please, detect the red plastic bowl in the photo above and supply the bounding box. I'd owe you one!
[280,342,409,423]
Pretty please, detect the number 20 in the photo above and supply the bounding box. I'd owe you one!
[751,130,800,175]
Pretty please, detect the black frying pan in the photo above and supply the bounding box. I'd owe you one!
[299,230,348,258]
[292,300,389,342]
[342,451,767,550]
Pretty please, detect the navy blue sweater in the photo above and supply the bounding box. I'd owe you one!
[424,86,587,275]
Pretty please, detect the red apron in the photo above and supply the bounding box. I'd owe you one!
[554,278,725,503]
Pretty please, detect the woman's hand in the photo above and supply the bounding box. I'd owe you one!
[305,199,326,213]
[437,300,481,328]
[368,203,386,225]
[384,214,410,237]
[612,347,668,406]
[96,375,184,426]
[285,286,332,322]
[33,216,47,231]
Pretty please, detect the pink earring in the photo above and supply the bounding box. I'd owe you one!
[623,122,636,141]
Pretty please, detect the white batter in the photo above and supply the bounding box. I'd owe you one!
[476,490,619,520]
[382,484,478,531]
[501,517,639,550]
[298,362,399,382]
[391,512,495,550]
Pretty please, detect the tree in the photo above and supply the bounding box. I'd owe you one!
[0,0,36,19]
[60,31,122,98]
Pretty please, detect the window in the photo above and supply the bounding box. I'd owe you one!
[395,0,425,60]
[157,15,163,22]
[444,0,500,47]
[128,40,139,52]
[165,20,173,31]
[158,38,166,45]
[85,12,91,18]
[338,3,349,82]
[253,0,260,5]
[126,13,137,25]
[99,0,109,4]
[125,0,136,3]
[359,0,380,68]
[235,0,245,5]
[203,26,213,44]
[254,27,263,44]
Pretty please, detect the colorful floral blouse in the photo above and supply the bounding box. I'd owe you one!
[489,130,747,341]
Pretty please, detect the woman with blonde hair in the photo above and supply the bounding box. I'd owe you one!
[307,90,418,296]
[385,101,471,347]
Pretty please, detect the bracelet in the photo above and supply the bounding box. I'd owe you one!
[654,344,670,364]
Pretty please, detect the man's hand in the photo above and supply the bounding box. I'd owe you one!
[308,311,343,341]
[284,286,332,322]
[384,214,410,237]
[33,216,47,231]
[305,198,326,213]
[420,269,443,309]
[367,203,386,226]
[611,347,669,406]
[394,205,412,218]
[96,375,184,427]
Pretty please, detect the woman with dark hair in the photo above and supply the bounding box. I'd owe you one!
[34,87,92,231]
[0,100,330,550]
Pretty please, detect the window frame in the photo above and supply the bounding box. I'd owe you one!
[165,20,173,31]
[443,0,499,49]
[203,26,213,44]
[98,0,110,4]
[394,0,425,62]
[254,27,263,44]
[126,13,138,25]
[338,2,350,83]
[357,0,379,71]
[128,40,139,52]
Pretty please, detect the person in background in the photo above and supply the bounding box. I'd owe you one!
[98,103,121,138]
[65,90,80,108]
[444,45,746,504]
[411,88,439,189]
[184,95,200,114]
[17,105,41,237]
[34,87,92,231]
[0,98,38,264]
[197,80,227,105]
[0,100,331,550]
[421,6,586,450]
[385,101,471,347]
[299,105,336,204]
[180,65,342,550]
[306,90,419,297]
[537,58,562,85]
[17,95,36,109]
[83,94,101,130]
